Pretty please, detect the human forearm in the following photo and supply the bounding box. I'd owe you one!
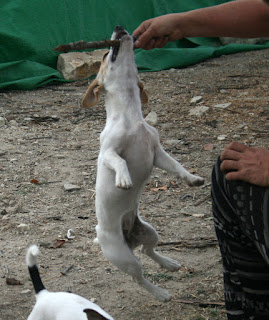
[179,0,269,39]
[133,0,269,49]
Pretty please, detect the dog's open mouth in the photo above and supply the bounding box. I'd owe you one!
[111,26,128,62]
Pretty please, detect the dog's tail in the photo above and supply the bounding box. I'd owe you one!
[26,245,46,294]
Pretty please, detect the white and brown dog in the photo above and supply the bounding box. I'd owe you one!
[82,26,204,302]
[26,245,113,320]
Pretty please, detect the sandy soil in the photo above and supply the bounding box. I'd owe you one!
[0,48,269,320]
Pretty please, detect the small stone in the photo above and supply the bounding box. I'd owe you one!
[17,223,30,232]
[190,96,203,105]
[145,111,158,125]
[9,120,18,127]
[204,143,215,151]
[21,289,32,295]
[165,140,181,146]
[233,134,241,139]
[1,209,8,216]
[213,102,231,109]
[217,135,227,141]
[64,183,81,191]
[0,117,6,127]
[237,123,248,129]
[189,106,209,117]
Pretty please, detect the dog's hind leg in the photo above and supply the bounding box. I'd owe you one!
[96,224,172,302]
[127,216,181,272]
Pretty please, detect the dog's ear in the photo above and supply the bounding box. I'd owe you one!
[83,308,109,320]
[138,81,148,104]
[82,78,103,108]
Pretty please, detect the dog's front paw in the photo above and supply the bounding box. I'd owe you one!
[115,172,133,189]
[185,174,204,187]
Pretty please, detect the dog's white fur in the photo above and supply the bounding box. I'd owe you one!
[26,245,113,320]
[82,26,204,302]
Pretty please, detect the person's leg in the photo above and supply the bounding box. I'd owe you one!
[211,157,269,319]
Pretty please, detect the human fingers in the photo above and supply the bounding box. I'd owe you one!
[142,36,169,50]
[143,38,157,50]
[154,35,169,48]
[225,141,252,153]
[224,170,246,182]
[132,21,155,48]
[220,148,243,162]
[220,159,240,173]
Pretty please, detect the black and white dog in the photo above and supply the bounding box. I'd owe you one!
[26,245,113,320]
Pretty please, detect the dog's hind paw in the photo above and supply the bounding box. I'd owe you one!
[185,174,204,187]
[153,287,172,302]
[159,257,181,272]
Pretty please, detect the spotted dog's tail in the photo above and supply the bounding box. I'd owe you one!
[26,245,46,294]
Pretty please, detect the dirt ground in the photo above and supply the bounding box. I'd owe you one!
[0,48,269,320]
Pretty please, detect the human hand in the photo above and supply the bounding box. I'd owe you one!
[132,14,184,50]
[220,142,269,187]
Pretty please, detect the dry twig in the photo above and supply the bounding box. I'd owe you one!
[54,40,120,52]
[158,237,218,248]
[175,298,225,308]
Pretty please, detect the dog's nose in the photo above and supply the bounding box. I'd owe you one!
[114,25,124,32]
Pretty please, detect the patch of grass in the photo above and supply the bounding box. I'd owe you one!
[143,271,175,283]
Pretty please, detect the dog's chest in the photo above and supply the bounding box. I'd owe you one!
[100,120,155,181]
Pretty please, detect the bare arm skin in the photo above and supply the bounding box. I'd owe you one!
[220,142,269,187]
[133,0,269,49]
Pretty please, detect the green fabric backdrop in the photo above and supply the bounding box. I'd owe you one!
[1,0,269,90]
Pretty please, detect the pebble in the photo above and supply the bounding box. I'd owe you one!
[21,289,32,295]
[9,120,18,127]
[0,117,6,127]
[145,111,158,126]
[190,96,203,105]
[237,123,247,129]
[213,102,231,109]
[217,135,227,141]
[64,183,81,191]
[189,106,209,117]
[165,139,181,146]
[17,223,29,232]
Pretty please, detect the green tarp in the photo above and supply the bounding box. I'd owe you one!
[1,0,269,90]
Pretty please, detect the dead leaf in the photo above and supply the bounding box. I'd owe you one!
[30,179,40,184]
[50,239,67,248]
[150,185,168,192]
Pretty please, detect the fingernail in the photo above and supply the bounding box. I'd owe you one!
[134,40,141,48]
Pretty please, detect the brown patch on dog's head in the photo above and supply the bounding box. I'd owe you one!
[81,51,110,108]
[83,308,109,319]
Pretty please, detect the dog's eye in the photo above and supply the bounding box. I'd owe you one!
[102,52,109,61]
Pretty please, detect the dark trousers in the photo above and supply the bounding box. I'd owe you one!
[211,157,269,319]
